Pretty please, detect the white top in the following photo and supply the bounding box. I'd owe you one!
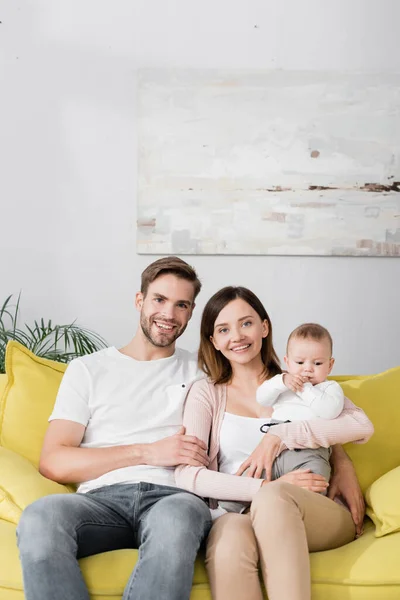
[49,346,200,493]
[218,412,271,476]
[256,374,345,421]
[210,411,271,520]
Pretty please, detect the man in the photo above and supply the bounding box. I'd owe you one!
[17,256,212,600]
[17,256,365,600]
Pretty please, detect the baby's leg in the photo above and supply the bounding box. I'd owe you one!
[273,448,331,494]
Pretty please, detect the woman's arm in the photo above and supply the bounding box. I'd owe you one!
[235,396,374,480]
[271,395,374,450]
[175,380,263,502]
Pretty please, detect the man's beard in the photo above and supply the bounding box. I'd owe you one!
[140,313,187,348]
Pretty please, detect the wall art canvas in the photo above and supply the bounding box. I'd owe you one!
[137,70,400,256]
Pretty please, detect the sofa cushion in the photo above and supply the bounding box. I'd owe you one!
[340,366,400,494]
[0,342,66,467]
[0,446,71,524]
[0,519,210,599]
[365,466,400,538]
[0,375,7,399]
[309,520,400,599]
[2,519,400,600]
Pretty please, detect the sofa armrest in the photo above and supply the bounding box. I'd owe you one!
[0,446,73,524]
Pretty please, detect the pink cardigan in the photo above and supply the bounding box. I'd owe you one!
[175,378,374,509]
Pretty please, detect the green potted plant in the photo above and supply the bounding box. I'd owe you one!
[0,293,107,374]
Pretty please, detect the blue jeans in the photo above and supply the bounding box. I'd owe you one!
[16,482,212,600]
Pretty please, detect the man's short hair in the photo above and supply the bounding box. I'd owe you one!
[141,256,202,300]
[287,323,333,355]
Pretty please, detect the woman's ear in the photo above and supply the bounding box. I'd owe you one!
[262,320,269,338]
[210,335,219,351]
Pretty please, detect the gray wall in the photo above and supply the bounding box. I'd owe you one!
[1,0,400,374]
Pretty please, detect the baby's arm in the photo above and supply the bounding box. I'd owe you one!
[270,395,373,450]
[256,374,286,407]
[296,380,344,419]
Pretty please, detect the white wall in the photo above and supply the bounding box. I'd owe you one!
[1,0,399,374]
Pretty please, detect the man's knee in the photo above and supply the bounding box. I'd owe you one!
[164,493,210,540]
[17,497,53,557]
[147,493,211,555]
[17,495,75,556]
[18,496,59,537]
[176,492,211,524]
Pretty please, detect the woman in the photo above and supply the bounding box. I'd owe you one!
[175,287,373,600]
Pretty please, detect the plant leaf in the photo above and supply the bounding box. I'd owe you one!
[0,293,107,373]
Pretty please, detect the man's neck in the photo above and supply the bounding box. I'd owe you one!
[119,331,176,361]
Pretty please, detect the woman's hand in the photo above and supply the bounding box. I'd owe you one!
[261,469,329,492]
[328,447,365,536]
[235,433,281,480]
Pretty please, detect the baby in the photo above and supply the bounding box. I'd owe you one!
[219,323,343,514]
[258,322,343,420]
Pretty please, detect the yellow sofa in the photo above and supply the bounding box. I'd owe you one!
[1,341,400,600]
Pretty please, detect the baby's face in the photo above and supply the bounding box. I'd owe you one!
[284,337,334,385]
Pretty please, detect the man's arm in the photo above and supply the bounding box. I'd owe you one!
[39,420,209,484]
[328,444,365,536]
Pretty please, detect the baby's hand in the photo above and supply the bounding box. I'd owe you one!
[283,373,308,392]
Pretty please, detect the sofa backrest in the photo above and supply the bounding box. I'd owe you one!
[1,341,399,494]
[338,368,400,493]
[0,375,7,399]
[0,342,66,467]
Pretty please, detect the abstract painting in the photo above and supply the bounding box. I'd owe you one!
[137,70,400,256]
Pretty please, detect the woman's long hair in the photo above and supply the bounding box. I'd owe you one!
[198,286,281,385]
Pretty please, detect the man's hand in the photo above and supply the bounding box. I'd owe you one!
[143,427,210,468]
[261,469,329,493]
[236,433,281,480]
[283,373,308,393]
[328,446,365,536]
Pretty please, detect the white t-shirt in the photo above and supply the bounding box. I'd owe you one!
[218,412,271,476]
[49,346,200,493]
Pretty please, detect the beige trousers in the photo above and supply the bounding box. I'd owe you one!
[206,481,355,600]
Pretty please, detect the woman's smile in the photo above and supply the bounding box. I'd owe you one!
[230,343,251,353]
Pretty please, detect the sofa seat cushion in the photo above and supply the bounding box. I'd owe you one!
[2,519,400,600]
[0,342,66,467]
[310,520,400,585]
[0,520,209,598]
